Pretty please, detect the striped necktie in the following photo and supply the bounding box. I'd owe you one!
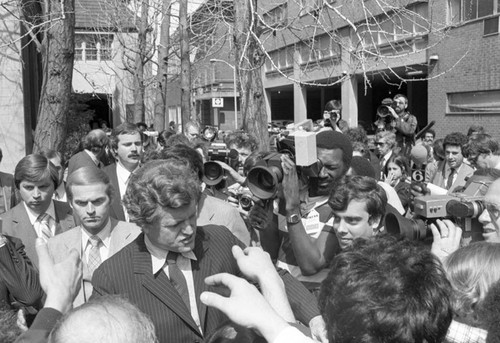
[37,213,54,242]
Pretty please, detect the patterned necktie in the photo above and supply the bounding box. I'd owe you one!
[88,235,102,275]
[37,213,54,242]
[446,168,456,190]
[166,251,190,310]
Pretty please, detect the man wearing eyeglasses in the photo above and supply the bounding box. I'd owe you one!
[479,178,500,243]
[390,94,417,155]
[67,129,109,176]
[374,131,396,180]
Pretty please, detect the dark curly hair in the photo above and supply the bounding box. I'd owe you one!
[225,132,259,153]
[123,160,201,228]
[443,132,468,154]
[319,235,452,343]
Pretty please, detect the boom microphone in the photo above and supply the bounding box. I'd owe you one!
[415,120,436,141]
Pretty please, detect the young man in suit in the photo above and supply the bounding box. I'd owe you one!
[47,166,141,306]
[104,122,143,222]
[91,159,323,343]
[0,154,76,267]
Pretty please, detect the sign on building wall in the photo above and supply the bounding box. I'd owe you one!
[212,98,224,108]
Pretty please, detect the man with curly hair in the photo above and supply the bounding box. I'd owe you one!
[91,159,324,343]
[428,132,474,192]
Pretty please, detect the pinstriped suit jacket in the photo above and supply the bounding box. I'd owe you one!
[92,225,320,343]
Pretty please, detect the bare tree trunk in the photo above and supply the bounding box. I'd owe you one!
[33,0,75,153]
[133,0,149,123]
[179,0,191,126]
[153,0,171,131]
[233,0,269,150]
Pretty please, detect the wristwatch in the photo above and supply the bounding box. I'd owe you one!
[286,213,301,225]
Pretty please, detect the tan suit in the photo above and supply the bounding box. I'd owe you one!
[429,161,475,193]
[47,218,141,306]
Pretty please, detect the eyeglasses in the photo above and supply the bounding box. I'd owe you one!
[486,203,500,221]
[374,142,386,146]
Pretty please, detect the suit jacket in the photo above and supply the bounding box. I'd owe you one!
[198,193,250,245]
[0,235,43,310]
[430,161,475,193]
[0,201,76,267]
[103,164,126,221]
[47,218,141,307]
[92,226,320,343]
[0,171,18,214]
[67,150,100,177]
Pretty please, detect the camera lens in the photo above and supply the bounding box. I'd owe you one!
[203,162,224,186]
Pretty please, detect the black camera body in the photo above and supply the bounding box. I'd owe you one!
[247,133,320,200]
[203,146,239,186]
[385,175,490,241]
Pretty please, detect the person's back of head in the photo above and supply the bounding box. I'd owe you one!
[82,129,109,152]
[444,242,500,327]
[319,235,452,343]
[49,295,157,343]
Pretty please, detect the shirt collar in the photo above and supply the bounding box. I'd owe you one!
[23,200,56,226]
[144,234,197,275]
[116,161,133,185]
[81,218,113,249]
[54,182,66,200]
[84,149,100,166]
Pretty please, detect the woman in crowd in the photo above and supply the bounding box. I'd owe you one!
[383,154,411,213]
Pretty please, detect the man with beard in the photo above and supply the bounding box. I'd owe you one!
[389,94,417,155]
[254,131,353,295]
[104,123,143,222]
[428,132,474,192]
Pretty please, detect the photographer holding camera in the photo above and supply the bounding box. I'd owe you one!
[251,131,353,293]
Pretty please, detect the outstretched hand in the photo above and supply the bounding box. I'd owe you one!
[430,219,462,263]
[36,238,82,314]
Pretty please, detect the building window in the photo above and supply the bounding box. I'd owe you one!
[447,90,500,113]
[266,47,294,72]
[448,0,499,24]
[353,3,428,48]
[264,3,288,27]
[75,33,114,62]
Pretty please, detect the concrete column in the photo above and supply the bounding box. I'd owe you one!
[341,76,358,128]
[293,49,307,123]
[293,84,307,123]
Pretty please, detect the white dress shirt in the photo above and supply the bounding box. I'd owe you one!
[81,219,113,263]
[24,201,57,237]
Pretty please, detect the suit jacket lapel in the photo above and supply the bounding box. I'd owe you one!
[132,235,201,335]
[192,228,211,330]
[109,165,126,221]
[54,201,75,234]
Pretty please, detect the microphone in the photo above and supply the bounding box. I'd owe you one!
[415,120,436,140]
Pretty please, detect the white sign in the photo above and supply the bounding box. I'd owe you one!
[212,98,224,108]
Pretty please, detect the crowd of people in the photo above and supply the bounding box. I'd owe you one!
[0,96,500,343]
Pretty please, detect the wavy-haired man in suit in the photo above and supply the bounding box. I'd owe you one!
[47,167,140,307]
[92,159,323,343]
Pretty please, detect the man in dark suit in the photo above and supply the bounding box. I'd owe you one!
[92,160,322,343]
[0,233,43,310]
[1,154,76,267]
[67,129,109,176]
[104,122,143,221]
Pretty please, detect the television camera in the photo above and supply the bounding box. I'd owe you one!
[374,98,397,133]
[247,129,319,200]
[385,174,492,242]
[203,143,239,186]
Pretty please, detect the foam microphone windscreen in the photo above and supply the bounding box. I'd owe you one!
[410,144,429,167]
